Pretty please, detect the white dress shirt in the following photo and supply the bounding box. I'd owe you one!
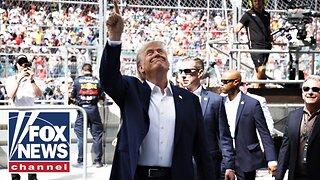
[224,92,242,139]
[193,86,202,103]
[138,81,176,167]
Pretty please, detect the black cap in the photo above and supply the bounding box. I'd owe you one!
[16,55,29,65]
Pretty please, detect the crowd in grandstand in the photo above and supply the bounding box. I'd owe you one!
[0,1,99,79]
[0,1,320,103]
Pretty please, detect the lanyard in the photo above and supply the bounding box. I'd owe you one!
[302,114,310,164]
[303,114,309,142]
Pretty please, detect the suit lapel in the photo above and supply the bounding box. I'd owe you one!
[140,81,151,114]
[200,89,209,116]
[290,109,303,149]
[172,86,184,147]
[236,93,245,128]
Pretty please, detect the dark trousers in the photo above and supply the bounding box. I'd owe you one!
[235,166,256,180]
[12,173,37,180]
[74,105,104,163]
[194,157,221,180]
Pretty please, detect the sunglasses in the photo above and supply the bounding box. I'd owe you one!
[178,69,199,74]
[221,79,236,84]
[302,86,320,93]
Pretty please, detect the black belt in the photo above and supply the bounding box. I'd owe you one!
[137,166,171,178]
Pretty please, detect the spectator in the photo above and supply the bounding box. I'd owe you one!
[0,80,7,105]
[43,78,55,102]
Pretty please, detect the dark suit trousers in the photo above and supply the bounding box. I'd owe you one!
[235,165,255,180]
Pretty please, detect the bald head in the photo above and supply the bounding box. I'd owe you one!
[220,70,242,98]
[221,70,241,82]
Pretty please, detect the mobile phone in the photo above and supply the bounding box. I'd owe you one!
[22,62,32,68]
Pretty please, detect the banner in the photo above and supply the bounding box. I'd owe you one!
[8,111,70,173]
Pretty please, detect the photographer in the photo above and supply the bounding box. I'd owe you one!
[6,54,42,180]
[6,55,42,106]
[231,0,273,88]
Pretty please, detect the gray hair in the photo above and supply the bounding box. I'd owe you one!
[136,41,166,81]
[304,75,320,83]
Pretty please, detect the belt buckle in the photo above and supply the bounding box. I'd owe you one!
[148,168,159,178]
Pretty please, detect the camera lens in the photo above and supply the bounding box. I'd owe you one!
[23,62,31,68]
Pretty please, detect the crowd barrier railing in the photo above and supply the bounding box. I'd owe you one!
[229,48,319,84]
[208,37,319,85]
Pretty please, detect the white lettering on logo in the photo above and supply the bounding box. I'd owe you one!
[16,125,68,159]
[29,126,67,142]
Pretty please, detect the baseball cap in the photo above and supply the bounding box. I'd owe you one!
[16,55,29,65]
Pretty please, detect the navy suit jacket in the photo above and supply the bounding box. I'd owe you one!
[228,92,276,172]
[276,108,320,180]
[99,43,215,180]
[200,88,235,173]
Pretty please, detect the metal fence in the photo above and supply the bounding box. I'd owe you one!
[0,0,319,85]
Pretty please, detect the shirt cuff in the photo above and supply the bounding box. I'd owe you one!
[108,39,122,46]
[268,161,277,166]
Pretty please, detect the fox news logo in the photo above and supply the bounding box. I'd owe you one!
[8,111,70,173]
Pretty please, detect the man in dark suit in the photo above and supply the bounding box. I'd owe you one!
[99,1,216,180]
[276,75,320,180]
[179,57,235,180]
[220,70,277,180]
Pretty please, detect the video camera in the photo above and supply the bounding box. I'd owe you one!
[278,0,320,47]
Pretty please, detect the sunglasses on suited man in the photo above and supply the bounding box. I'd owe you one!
[178,69,199,74]
[302,86,320,93]
[221,79,236,84]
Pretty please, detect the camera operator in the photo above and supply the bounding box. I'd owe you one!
[231,0,273,88]
[6,55,42,180]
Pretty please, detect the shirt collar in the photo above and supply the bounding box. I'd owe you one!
[146,80,173,95]
[193,85,202,97]
[226,92,242,104]
[303,107,320,117]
